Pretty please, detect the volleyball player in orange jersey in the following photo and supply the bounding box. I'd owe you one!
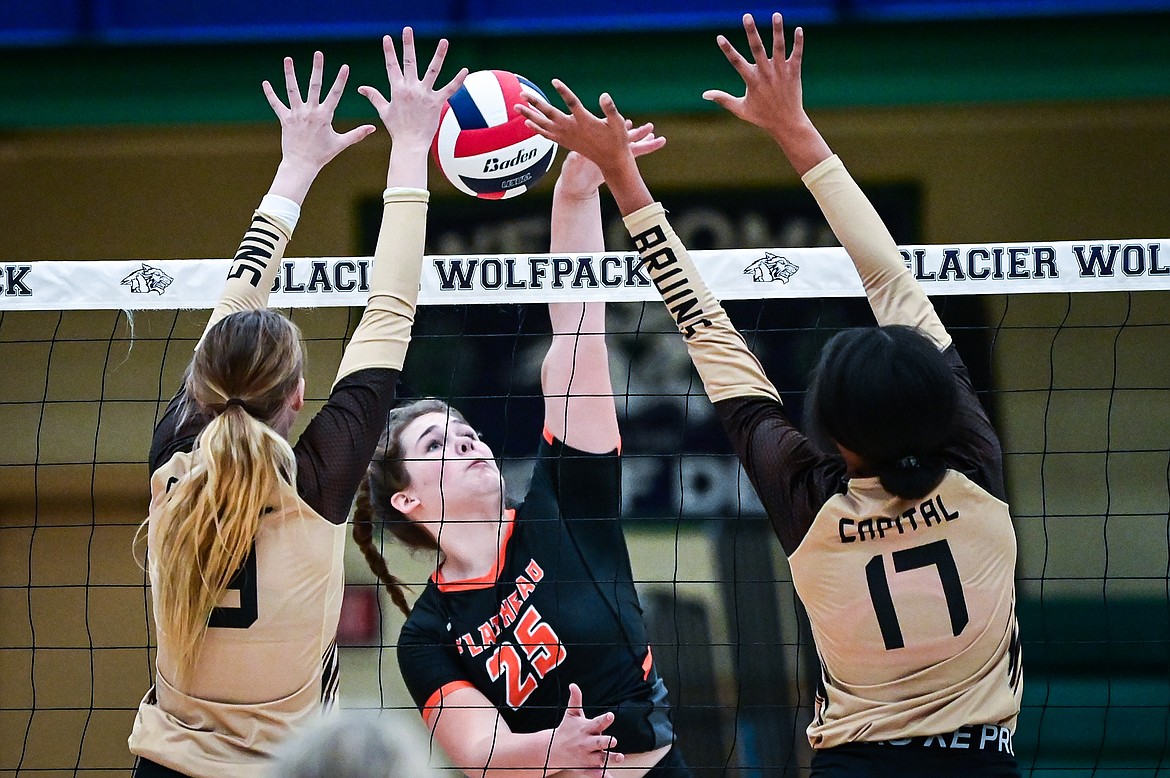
[128,32,466,777]
[352,132,698,778]
[519,13,1022,777]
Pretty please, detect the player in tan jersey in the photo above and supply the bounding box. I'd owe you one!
[519,13,1021,777]
[128,35,467,778]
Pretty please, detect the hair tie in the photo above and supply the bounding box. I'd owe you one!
[899,455,919,469]
[224,398,250,413]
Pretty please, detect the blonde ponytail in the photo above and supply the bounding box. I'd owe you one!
[145,309,304,682]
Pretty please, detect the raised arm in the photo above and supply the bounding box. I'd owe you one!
[517,83,779,407]
[706,13,949,348]
[152,53,373,471]
[201,53,375,342]
[285,31,467,524]
[326,30,467,386]
[541,127,665,452]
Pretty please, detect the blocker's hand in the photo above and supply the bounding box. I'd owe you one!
[556,120,665,198]
[517,80,638,181]
[359,27,467,148]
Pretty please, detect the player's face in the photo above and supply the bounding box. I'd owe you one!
[395,411,503,518]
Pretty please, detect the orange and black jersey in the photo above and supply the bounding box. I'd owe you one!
[398,431,673,754]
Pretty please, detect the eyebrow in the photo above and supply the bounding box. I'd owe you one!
[416,424,441,446]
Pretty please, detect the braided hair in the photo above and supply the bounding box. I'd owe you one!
[353,399,467,616]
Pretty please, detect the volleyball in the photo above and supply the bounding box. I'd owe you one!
[431,70,558,200]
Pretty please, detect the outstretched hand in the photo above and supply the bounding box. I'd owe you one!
[517,80,637,180]
[519,81,655,214]
[263,51,376,203]
[549,683,624,778]
[703,13,807,138]
[359,28,467,148]
[557,120,666,199]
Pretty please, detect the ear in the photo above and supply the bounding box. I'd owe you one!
[835,442,869,474]
[289,375,306,413]
[390,489,421,516]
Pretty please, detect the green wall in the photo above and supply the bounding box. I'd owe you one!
[1,13,1169,128]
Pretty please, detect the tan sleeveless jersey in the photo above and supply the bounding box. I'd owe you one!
[790,469,1022,748]
[128,452,346,777]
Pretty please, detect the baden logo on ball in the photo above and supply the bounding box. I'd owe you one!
[431,70,559,200]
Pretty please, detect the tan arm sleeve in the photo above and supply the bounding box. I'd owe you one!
[623,203,779,404]
[334,187,429,385]
[199,207,293,343]
[802,155,950,349]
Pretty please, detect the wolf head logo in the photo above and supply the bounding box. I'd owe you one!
[121,264,174,295]
[743,252,799,284]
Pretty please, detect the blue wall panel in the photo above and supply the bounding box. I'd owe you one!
[853,0,1170,20]
[0,0,85,45]
[91,0,455,43]
[464,1,836,32]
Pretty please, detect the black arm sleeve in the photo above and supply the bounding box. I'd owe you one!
[939,345,1007,502]
[714,395,849,556]
[149,387,209,474]
[294,367,400,525]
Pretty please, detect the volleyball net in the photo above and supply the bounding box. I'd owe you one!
[2,241,1169,775]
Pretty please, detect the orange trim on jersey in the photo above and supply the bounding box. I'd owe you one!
[642,645,654,680]
[432,509,517,592]
[422,680,476,728]
[542,426,623,455]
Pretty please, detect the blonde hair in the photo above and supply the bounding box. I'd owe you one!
[145,309,304,681]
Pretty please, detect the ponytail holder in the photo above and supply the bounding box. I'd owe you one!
[224,398,250,413]
[899,455,919,469]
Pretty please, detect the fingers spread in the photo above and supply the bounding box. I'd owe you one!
[339,124,378,148]
[283,56,302,106]
[306,50,325,104]
[628,122,654,142]
[359,85,390,113]
[772,12,787,62]
[791,26,805,66]
[434,66,468,103]
[516,104,555,132]
[598,93,624,124]
[717,34,754,81]
[701,89,742,116]
[422,38,449,87]
[743,13,769,65]
[552,79,586,115]
[400,26,417,80]
[262,80,289,117]
[382,35,404,84]
[322,64,349,112]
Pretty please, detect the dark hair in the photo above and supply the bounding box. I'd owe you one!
[807,325,957,500]
[352,399,468,617]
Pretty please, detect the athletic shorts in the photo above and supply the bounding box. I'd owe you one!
[810,724,1020,778]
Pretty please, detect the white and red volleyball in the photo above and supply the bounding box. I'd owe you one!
[431,70,558,200]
